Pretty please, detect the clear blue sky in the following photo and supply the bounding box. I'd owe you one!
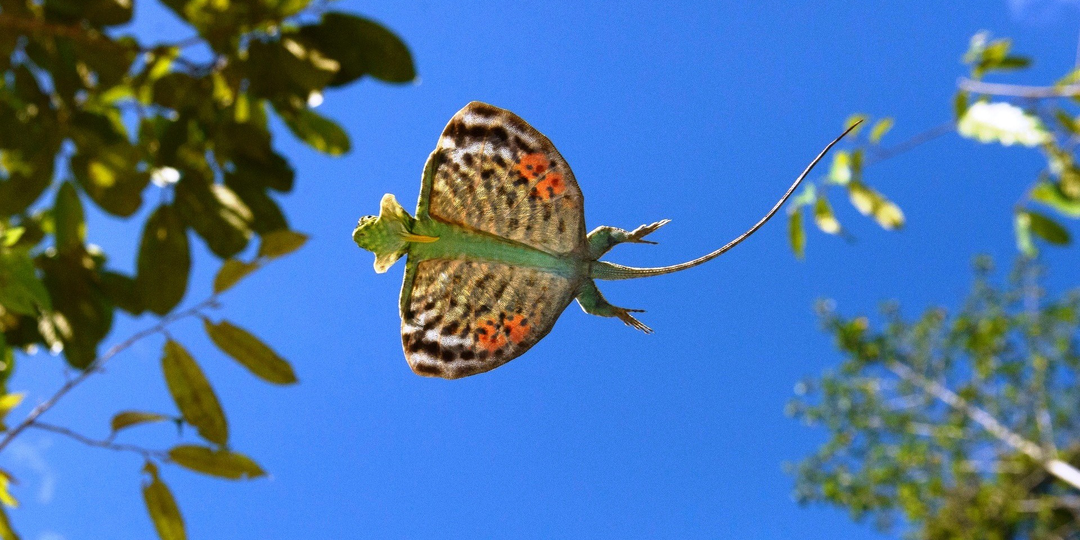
[7,1,1080,538]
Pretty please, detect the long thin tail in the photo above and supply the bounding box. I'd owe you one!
[591,122,860,281]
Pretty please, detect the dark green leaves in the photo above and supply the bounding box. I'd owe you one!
[298,12,416,85]
[142,462,185,540]
[1016,209,1071,257]
[276,107,351,155]
[789,207,806,260]
[162,340,227,446]
[44,0,133,27]
[53,182,86,253]
[137,206,190,316]
[204,319,297,384]
[168,445,265,480]
[174,179,253,259]
[0,250,50,316]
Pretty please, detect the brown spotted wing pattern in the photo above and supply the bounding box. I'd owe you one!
[417,101,587,255]
[400,259,577,379]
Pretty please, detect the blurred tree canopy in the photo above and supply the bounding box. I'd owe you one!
[0,0,414,538]
[790,33,1080,539]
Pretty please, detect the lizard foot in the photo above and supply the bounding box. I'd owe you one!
[625,220,671,244]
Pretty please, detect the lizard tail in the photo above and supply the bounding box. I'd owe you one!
[590,121,860,281]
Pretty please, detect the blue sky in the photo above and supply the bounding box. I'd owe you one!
[6,1,1080,538]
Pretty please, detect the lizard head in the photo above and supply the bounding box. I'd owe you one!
[353,194,437,273]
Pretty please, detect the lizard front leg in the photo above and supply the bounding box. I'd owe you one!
[575,280,653,334]
[585,220,670,260]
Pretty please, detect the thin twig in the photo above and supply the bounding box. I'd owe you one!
[958,77,1080,99]
[0,298,219,455]
[865,121,956,167]
[887,360,1080,492]
[29,422,167,461]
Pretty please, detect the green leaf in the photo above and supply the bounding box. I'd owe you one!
[1014,211,1036,257]
[1031,182,1080,218]
[828,151,852,185]
[53,182,85,254]
[0,502,18,540]
[136,205,190,316]
[298,12,416,85]
[44,0,133,26]
[0,469,17,509]
[100,271,144,315]
[167,445,266,480]
[142,462,185,540]
[174,178,253,259]
[276,107,350,155]
[0,249,51,315]
[162,340,227,446]
[1024,210,1071,245]
[38,251,114,368]
[0,393,24,432]
[111,411,169,433]
[789,207,806,260]
[868,118,894,144]
[813,196,842,235]
[848,182,904,230]
[70,146,150,217]
[213,259,259,294]
[203,319,297,384]
[954,91,969,120]
[0,228,23,248]
[257,230,308,259]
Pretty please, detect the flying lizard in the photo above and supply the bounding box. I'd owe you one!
[353,102,854,379]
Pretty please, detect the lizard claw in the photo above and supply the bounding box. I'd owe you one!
[626,219,670,244]
[615,307,653,334]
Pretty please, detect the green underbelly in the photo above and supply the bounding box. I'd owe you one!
[409,216,584,279]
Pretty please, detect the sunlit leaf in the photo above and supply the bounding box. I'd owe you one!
[1031,182,1080,218]
[0,228,24,248]
[162,340,227,446]
[0,470,16,509]
[813,196,842,235]
[789,207,806,260]
[257,230,308,259]
[203,319,297,384]
[136,205,190,316]
[111,411,169,434]
[869,118,894,144]
[1014,211,1036,257]
[142,462,185,540]
[848,182,904,230]
[213,259,259,294]
[828,151,852,185]
[168,445,266,480]
[957,101,1050,147]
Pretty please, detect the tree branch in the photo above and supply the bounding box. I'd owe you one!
[0,298,219,455]
[958,77,1080,99]
[29,422,167,461]
[886,360,1080,492]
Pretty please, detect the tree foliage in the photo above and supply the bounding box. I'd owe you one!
[791,31,1080,539]
[0,0,414,537]
[790,261,1080,538]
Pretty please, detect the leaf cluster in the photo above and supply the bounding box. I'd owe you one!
[0,1,415,538]
[789,260,1080,538]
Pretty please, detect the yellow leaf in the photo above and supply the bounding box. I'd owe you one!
[111,411,169,433]
[161,341,228,446]
[142,462,185,540]
[168,445,266,480]
[203,320,297,384]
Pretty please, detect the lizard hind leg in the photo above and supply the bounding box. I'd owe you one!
[575,280,654,334]
[586,219,670,259]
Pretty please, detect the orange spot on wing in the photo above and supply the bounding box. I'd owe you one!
[515,153,550,180]
[476,320,507,352]
[530,172,566,201]
[504,314,530,344]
